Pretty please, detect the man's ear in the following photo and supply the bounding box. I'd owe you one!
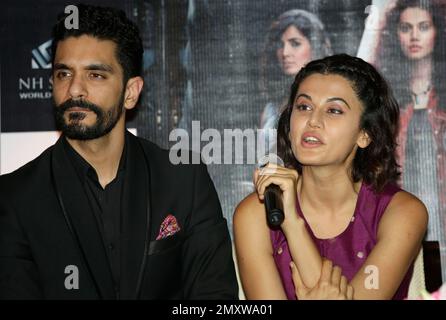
[124,76,144,110]
[357,130,371,149]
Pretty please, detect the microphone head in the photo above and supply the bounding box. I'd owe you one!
[267,208,285,227]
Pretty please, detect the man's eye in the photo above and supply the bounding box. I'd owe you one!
[56,71,71,79]
[89,73,105,79]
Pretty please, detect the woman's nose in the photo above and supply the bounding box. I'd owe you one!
[308,110,323,128]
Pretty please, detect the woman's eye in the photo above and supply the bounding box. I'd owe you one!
[328,108,343,115]
[398,23,411,33]
[419,22,431,32]
[290,40,301,48]
[295,104,311,111]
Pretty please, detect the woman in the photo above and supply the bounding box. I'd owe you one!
[234,54,427,300]
[260,9,332,147]
[358,0,446,281]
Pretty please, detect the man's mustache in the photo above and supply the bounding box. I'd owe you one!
[57,99,102,115]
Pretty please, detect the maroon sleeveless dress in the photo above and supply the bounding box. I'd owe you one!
[270,182,413,300]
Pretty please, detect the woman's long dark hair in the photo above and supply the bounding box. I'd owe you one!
[277,54,401,192]
[379,0,446,109]
[260,9,332,108]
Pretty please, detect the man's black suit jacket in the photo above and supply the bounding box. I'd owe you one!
[0,131,238,299]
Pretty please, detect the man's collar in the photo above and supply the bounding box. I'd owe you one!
[62,136,127,183]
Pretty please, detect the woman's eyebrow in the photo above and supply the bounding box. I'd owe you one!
[326,97,351,109]
[295,94,351,109]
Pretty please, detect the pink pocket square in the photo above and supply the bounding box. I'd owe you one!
[156,214,181,240]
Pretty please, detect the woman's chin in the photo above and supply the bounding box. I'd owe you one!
[281,66,299,76]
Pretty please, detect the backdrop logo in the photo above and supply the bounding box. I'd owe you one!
[31,39,52,69]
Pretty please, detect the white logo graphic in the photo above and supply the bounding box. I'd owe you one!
[31,39,52,69]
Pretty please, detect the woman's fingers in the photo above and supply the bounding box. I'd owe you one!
[255,175,295,200]
[340,275,348,294]
[319,259,333,285]
[290,261,307,299]
[347,285,354,300]
[331,265,342,287]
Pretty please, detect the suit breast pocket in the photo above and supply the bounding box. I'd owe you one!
[148,230,184,256]
[141,231,185,298]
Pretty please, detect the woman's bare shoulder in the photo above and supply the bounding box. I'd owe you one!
[233,192,270,234]
[378,190,428,238]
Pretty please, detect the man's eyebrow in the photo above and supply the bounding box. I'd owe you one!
[53,63,70,70]
[52,63,114,73]
[85,64,114,73]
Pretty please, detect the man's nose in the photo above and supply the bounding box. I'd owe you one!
[68,75,87,99]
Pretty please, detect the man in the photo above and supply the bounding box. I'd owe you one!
[0,4,238,299]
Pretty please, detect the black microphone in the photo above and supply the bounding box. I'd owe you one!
[264,184,284,227]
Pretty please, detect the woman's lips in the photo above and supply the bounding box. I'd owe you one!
[283,61,295,68]
[301,133,324,148]
[409,45,422,52]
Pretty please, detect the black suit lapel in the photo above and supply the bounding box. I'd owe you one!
[120,132,152,299]
[51,137,116,299]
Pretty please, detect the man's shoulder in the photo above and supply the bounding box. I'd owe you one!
[0,144,54,192]
[134,135,204,172]
[134,135,168,158]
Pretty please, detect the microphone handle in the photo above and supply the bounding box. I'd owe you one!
[264,184,284,227]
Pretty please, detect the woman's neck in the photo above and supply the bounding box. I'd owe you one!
[298,166,361,217]
[409,56,432,93]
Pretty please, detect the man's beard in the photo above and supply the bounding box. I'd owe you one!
[53,94,124,140]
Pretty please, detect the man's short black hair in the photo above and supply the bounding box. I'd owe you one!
[51,3,143,83]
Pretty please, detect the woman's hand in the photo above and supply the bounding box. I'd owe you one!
[367,0,398,29]
[254,163,301,229]
[372,0,398,14]
[291,259,354,300]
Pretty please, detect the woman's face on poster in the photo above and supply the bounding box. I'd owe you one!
[276,25,312,76]
[397,7,436,60]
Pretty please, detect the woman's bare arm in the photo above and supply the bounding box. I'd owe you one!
[357,0,397,64]
[349,191,428,299]
[233,193,288,299]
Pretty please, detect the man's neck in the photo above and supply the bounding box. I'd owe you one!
[66,123,125,188]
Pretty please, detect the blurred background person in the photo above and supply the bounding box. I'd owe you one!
[259,9,332,142]
[358,0,446,282]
